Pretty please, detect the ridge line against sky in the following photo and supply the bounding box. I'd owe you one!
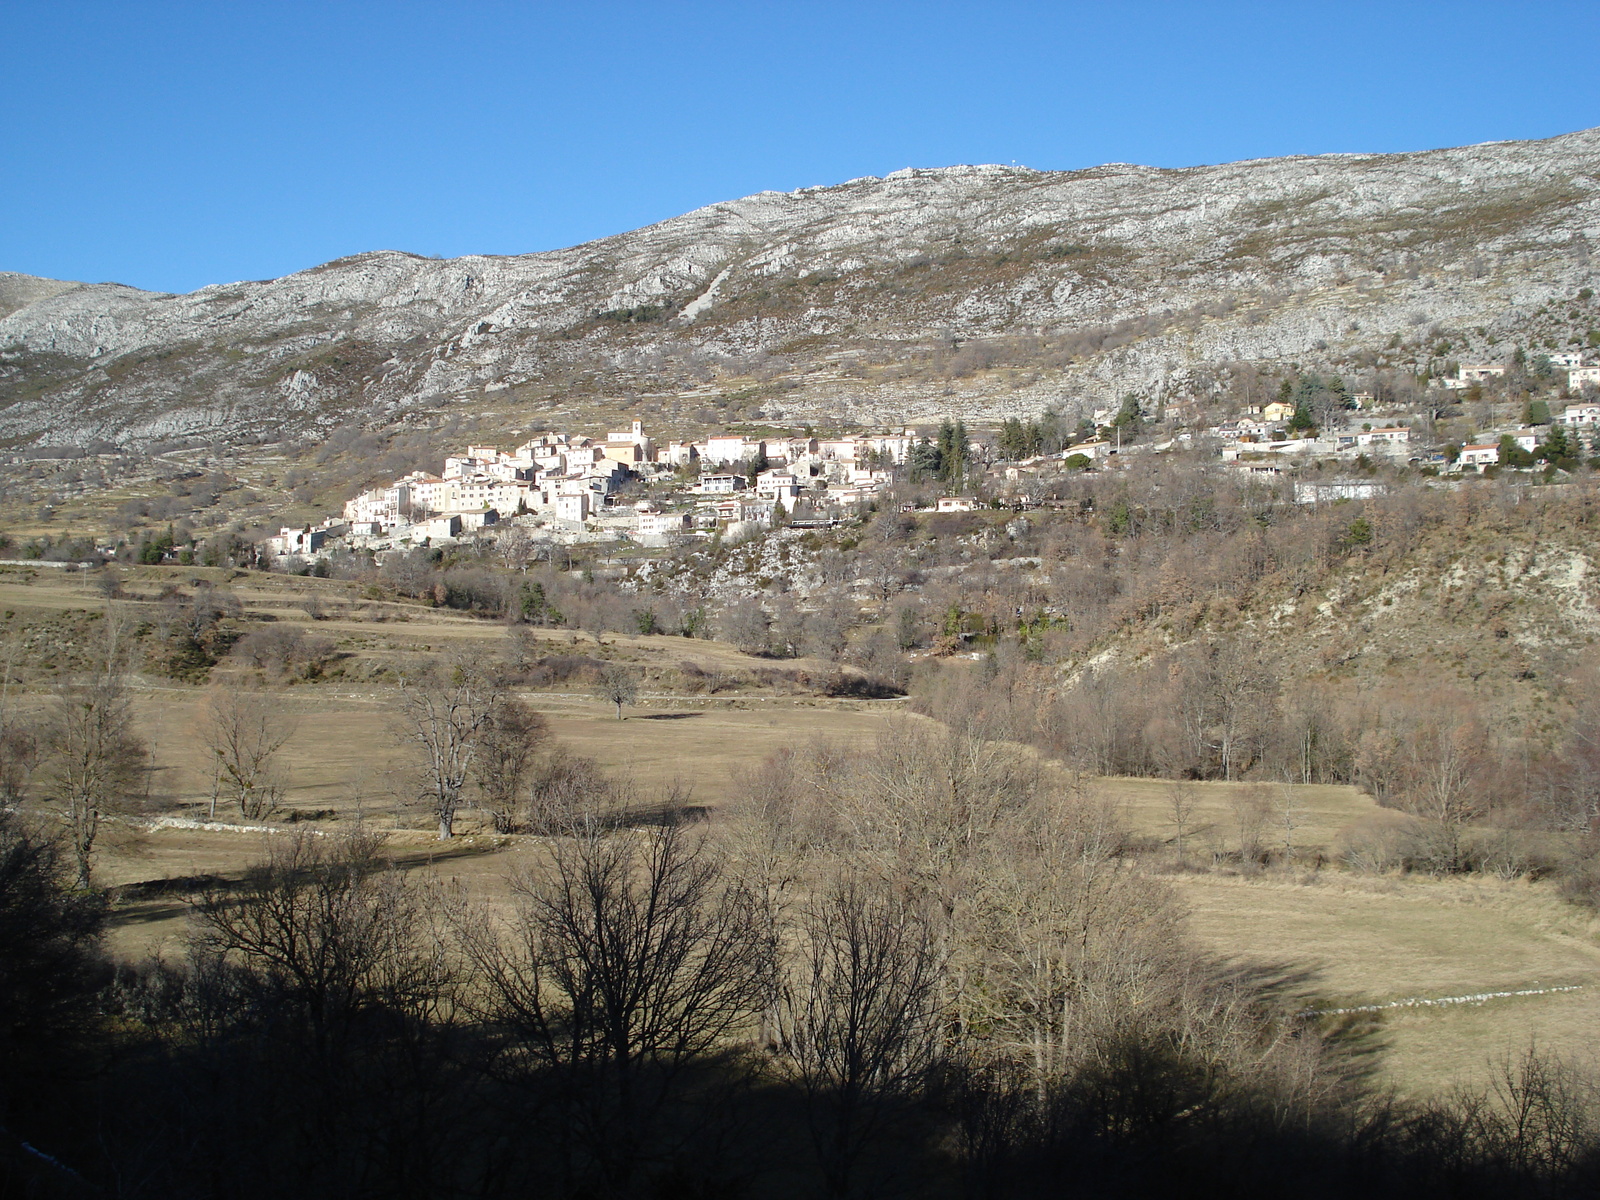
[4,0,1599,295]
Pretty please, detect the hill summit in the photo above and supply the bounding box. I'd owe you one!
[5,128,1600,447]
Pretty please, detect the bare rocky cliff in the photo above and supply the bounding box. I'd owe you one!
[5,127,1600,447]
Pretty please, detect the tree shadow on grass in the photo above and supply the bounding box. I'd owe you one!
[1219,956,1394,1088]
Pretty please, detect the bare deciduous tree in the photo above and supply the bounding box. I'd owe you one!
[842,720,1041,906]
[194,828,454,1059]
[395,655,503,838]
[1166,780,1197,863]
[592,662,639,720]
[42,613,146,886]
[963,789,1190,1095]
[1482,1044,1600,1178]
[469,697,548,833]
[524,746,607,833]
[777,870,943,1199]
[200,681,296,819]
[1274,781,1307,861]
[1229,788,1271,863]
[1403,720,1487,874]
[804,607,852,661]
[233,625,336,680]
[459,825,771,1194]
[717,602,770,656]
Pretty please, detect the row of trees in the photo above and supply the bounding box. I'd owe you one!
[908,641,1600,880]
[0,625,649,891]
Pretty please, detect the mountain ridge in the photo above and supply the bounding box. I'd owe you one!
[6,126,1600,447]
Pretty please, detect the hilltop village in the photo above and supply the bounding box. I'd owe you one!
[262,420,920,562]
[259,359,1600,567]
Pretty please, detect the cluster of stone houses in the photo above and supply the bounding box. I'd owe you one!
[264,422,919,561]
[258,386,1600,564]
[1208,401,1599,473]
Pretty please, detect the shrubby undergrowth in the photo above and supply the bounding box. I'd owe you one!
[1,719,1597,1197]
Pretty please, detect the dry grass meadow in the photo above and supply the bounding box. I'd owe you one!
[5,564,1597,1099]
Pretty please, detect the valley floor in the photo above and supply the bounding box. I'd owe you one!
[80,684,1600,1100]
[3,562,1595,1101]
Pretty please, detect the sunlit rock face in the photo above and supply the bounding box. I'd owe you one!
[5,127,1600,446]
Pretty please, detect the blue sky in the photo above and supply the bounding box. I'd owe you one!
[4,1,1599,294]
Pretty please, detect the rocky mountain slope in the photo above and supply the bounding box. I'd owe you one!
[6,127,1600,447]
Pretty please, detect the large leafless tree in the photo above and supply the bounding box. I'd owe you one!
[395,655,503,838]
[591,662,639,721]
[459,824,771,1194]
[194,828,454,1059]
[42,613,146,887]
[777,870,943,1198]
[200,680,296,819]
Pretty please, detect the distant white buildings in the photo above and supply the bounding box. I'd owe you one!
[554,493,590,523]
[343,482,413,525]
[704,436,764,464]
[635,507,688,545]
[1458,443,1500,467]
[1359,426,1411,446]
[423,515,463,539]
[263,525,331,558]
[1507,430,1540,452]
[755,470,802,501]
[861,431,914,463]
[1293,481,1387,503]
[272,418,912,565]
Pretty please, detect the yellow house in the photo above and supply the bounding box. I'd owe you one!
[1263,401,1295,423]
[600,441,644,465]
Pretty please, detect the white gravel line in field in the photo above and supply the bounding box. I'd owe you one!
[141,816,323,836]
[1304,984,1586,1017]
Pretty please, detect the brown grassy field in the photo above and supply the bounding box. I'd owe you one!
[95,698,1600,1097]
[1171,871,1600,1096]
[4,565,1595,1098]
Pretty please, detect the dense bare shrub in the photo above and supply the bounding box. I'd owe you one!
[458,824,772,1194]
[717,601,771,655]
[522,747,608,833]
[233,624,337,680]
[470,698,548,833]
[777,869,943,1198]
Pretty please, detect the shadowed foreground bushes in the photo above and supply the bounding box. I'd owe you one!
[1,734,1597,1199]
